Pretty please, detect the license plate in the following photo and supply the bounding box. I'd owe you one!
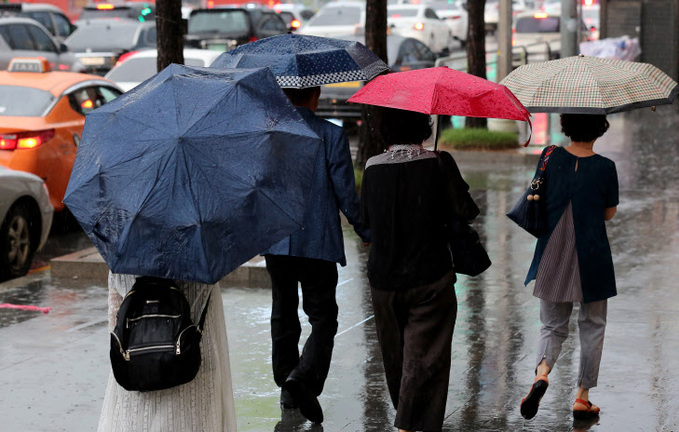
[80,57,106,66]
[325,81,361,88]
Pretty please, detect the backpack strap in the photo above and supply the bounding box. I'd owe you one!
[197,292,211,333]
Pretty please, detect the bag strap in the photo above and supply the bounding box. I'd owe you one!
[536,145,557,177]
[197,292,211,332]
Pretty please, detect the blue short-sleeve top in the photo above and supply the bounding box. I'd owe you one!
[525,146,619,303]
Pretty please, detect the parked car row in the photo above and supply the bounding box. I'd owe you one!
[298,0,466,54]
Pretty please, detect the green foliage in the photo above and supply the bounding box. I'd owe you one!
[439,128,520,150]
[354,166,363,193]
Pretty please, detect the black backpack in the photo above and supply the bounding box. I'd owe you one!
[110,276,211,392]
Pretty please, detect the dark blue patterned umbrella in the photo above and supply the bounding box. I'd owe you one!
[63,64,321,284]
[211,33,389,88]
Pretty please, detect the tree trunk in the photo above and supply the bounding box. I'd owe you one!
[156,0,184,72]
[465,0,487,130]
[356,0,388,169]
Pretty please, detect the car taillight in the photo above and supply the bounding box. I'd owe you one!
[447,15,461,20]
[0,129,55,150]
[291,19,301,29]
[413,22,425,31]
[115,51,138,67]
[249,36,258,42]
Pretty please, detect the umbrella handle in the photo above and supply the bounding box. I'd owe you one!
[434,114,441,151]
[522,117,533,147]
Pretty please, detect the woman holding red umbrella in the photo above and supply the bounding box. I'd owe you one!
[361,107,479,432]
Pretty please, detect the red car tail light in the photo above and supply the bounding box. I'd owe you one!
[116,50,139,67]
[0,129,56,150]
[291,19,301,29]
[249,36,258,43]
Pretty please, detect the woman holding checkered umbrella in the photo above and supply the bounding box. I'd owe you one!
[501,55,678,422]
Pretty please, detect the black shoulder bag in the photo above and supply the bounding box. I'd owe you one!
[435,151,491,277]
[506,145,557,237]
[110,276,211,392]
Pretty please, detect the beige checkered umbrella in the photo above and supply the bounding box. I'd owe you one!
[499,55,678,114]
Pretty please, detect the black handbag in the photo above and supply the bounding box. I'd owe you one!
[506,145,557,237]
[110,276,211,392]
[435,152,491,277]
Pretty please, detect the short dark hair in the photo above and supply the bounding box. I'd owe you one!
[282,87,320,106]
[380,108,432,145]
[560,114,610,142]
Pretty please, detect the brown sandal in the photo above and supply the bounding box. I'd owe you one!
[573,398,600,419]
[520,375,549,420]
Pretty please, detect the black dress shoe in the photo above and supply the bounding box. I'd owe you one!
[280,387,298,409]
[283,379,323,424]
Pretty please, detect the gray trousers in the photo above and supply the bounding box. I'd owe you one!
[536,299,607,389]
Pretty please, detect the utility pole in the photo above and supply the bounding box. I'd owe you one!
[561,0,578,58]
[497,0,513,82]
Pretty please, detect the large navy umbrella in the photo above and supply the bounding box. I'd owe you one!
[211,33,389,88]
[63,64,321,284]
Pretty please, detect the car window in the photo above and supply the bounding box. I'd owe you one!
[388,8,419,18]
[0,24,34,50]
[25,11,53,31]
[106,57,155,82]
[0,85,54,116]
[97,86,122,104]
[67,23,143,51]
[398,39,419,64]
[257,14,286,36]
[68,85,120,115]
[516,16,560,33]
[53,13,74,38]
[411,39,436,62]
[188,10,250,34]
[141,27,157,46]
[424,9,439,19]
[277,11,294,26]
[27,24,56,52]
[308,7,362,26]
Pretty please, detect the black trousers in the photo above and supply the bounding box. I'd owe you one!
[265,255,339,396]
[371,270,457,432]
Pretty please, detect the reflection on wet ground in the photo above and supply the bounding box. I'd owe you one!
[0,105,678,431]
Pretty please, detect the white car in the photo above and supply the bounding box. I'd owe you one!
[298,1,365,38]
[485,0,536,34]
[387,4,453,54]
[429,1,468,45]
[105,48,222,92]
[0,166,53,280]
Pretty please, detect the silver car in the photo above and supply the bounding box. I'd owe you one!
[0,17,85,72]
[0,166,53,281]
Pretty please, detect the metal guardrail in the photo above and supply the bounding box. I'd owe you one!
[435,41,558,80]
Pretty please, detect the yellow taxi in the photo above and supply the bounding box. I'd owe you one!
[0,57,123,212]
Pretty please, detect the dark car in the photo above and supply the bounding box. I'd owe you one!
[76,1,156,23]
[0,3,77,41]
[0,16,85,72]
[64,19,156,75]
[316,34,437,122]
[184,7,287,51]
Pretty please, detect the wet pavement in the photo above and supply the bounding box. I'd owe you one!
[1,104,679,431]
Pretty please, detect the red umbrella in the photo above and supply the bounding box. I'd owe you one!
[347,66,532,146]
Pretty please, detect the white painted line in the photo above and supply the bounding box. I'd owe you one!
[336,315,374,337]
